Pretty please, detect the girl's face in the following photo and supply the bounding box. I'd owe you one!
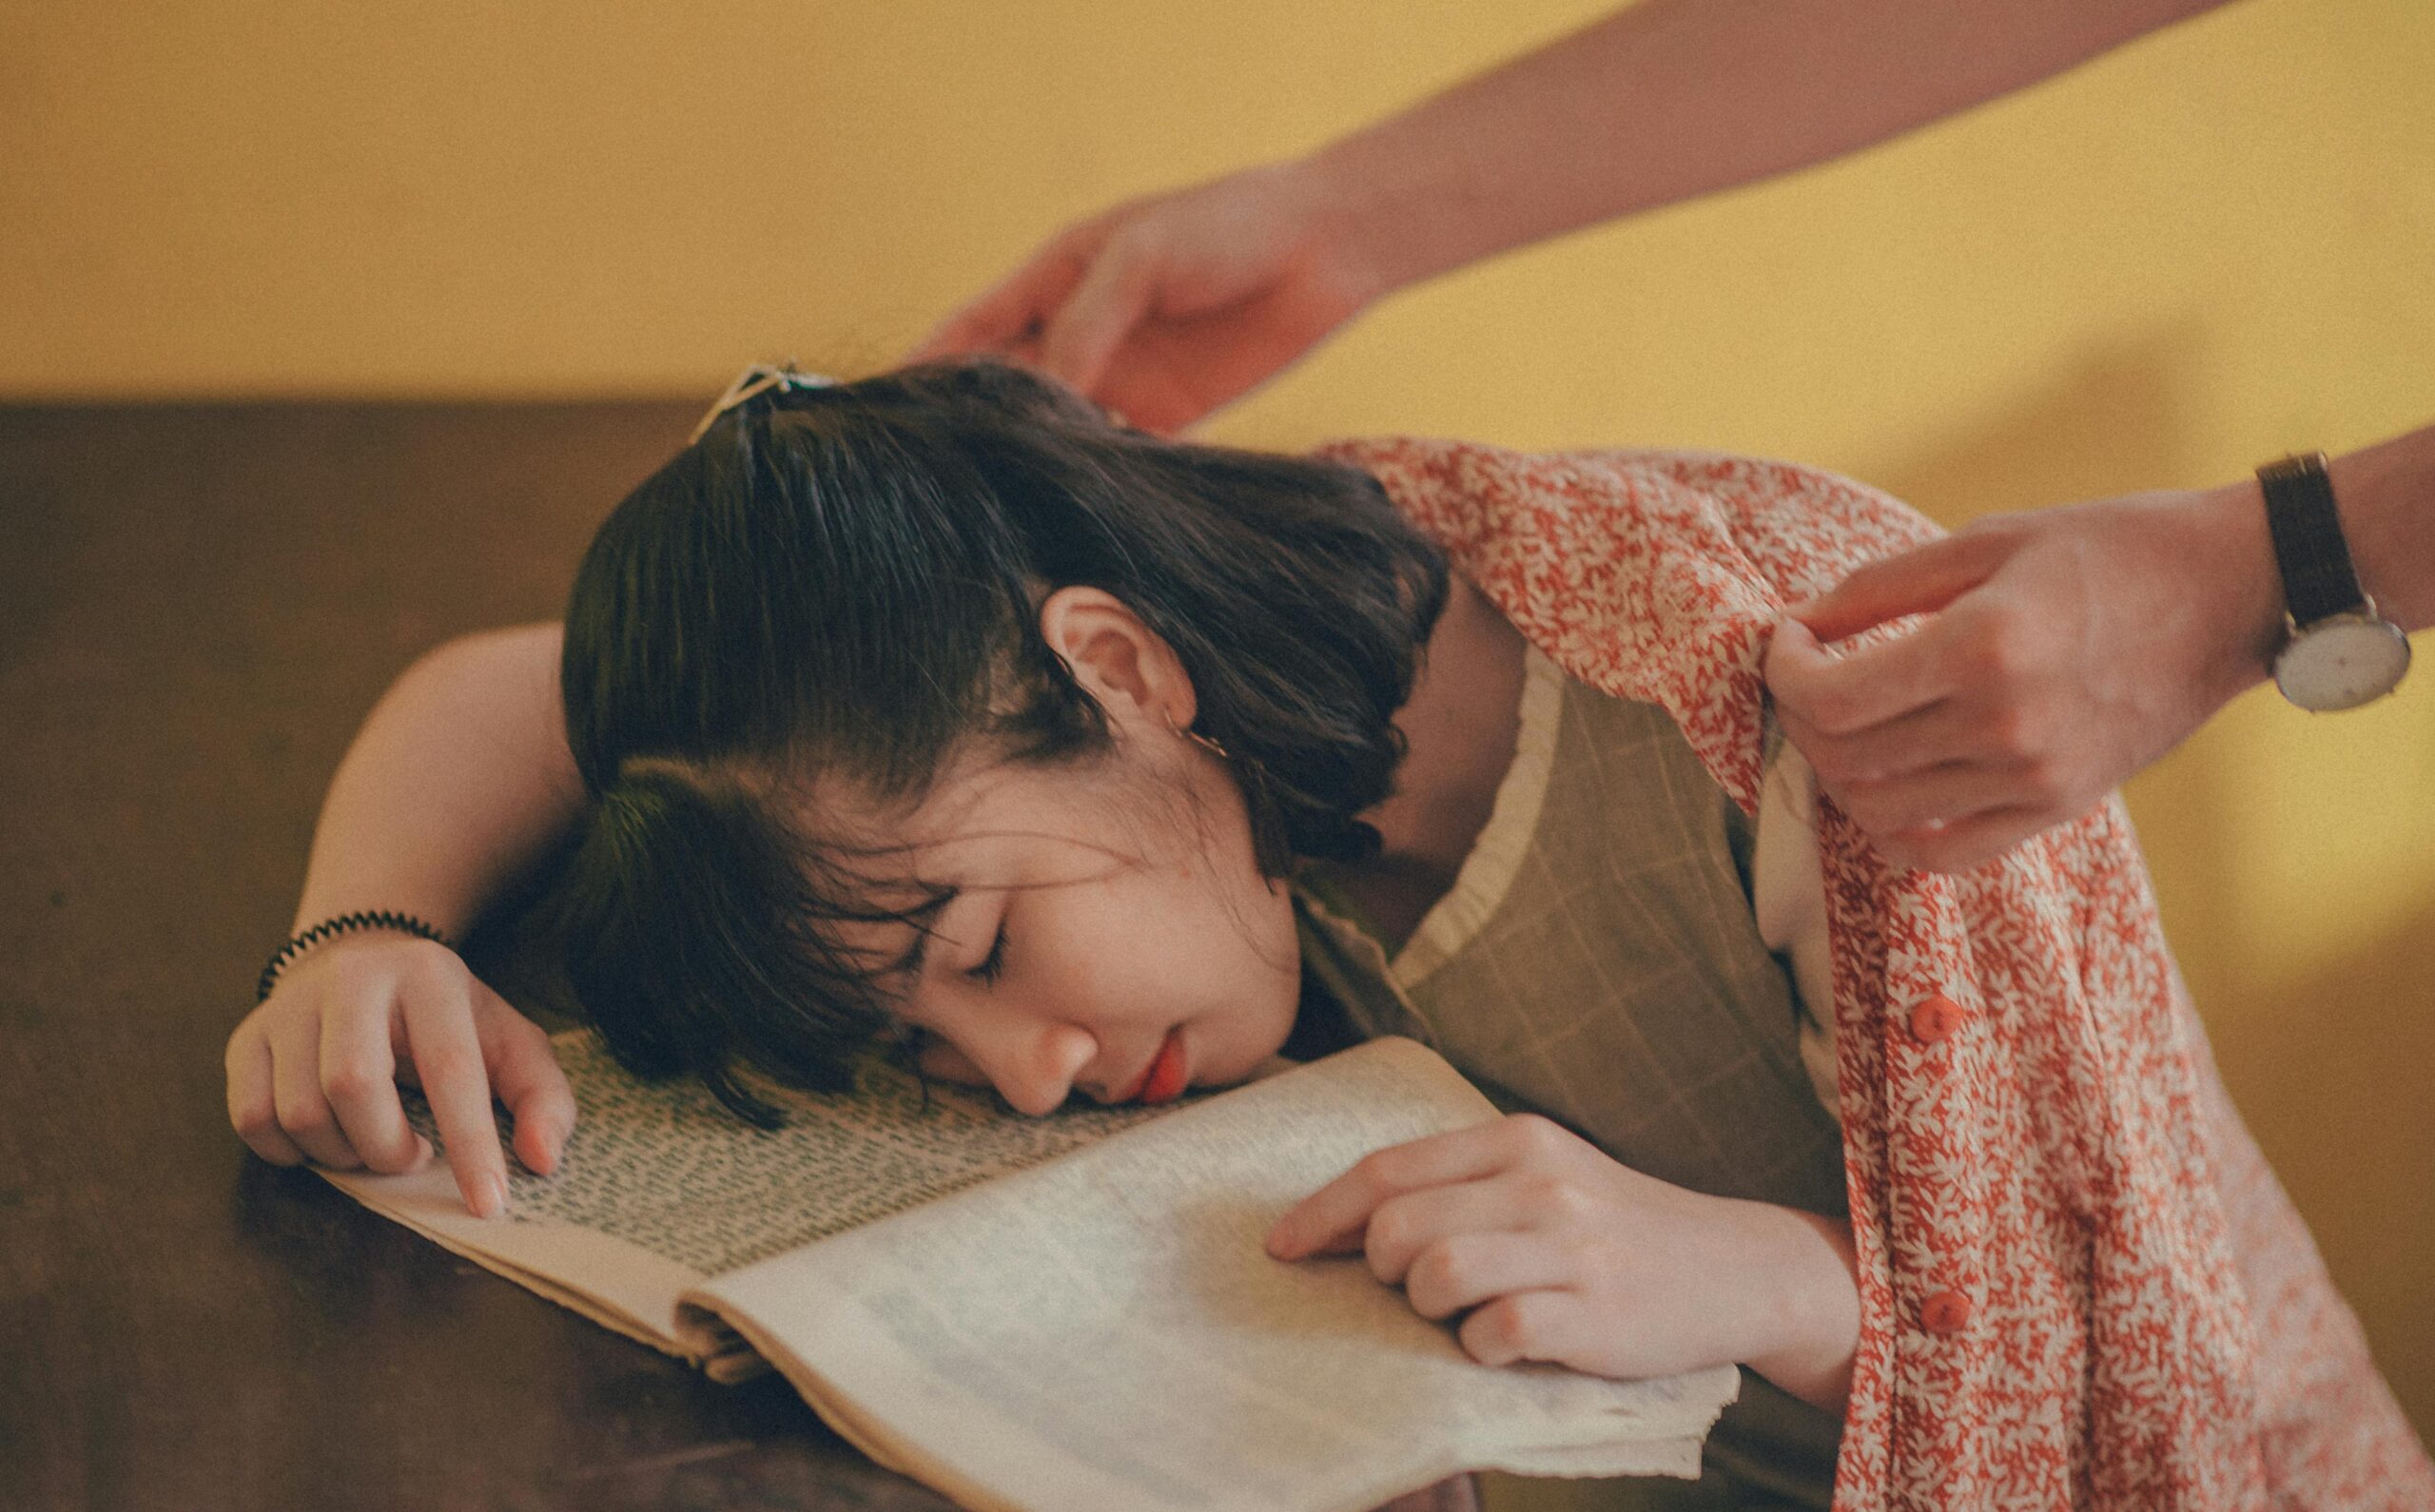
[828,588,1301,1115]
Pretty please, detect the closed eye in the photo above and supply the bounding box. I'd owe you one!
[887,888,959,982]
[966,921,1008,986]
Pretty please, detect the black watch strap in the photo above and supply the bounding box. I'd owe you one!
[2257,452,2367,628]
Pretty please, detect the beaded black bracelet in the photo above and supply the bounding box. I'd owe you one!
[255,910,451,1002]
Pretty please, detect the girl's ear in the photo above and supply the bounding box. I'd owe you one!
[1036,586,1198,735]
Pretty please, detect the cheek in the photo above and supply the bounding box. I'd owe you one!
[915,1037,991,1088]
[1142,871,1272,975]
[1234,883,1303,1025]
[1042,869,1283,1018]
[1168,872,1302,1053]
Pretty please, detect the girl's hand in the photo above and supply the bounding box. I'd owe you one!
[224,934,576,1218]
[1266,1114,1859,1412]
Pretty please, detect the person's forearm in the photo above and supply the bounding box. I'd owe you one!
[289,624,585,940]
[2328,424,2435,635]
[2184,420,2435,706]
[1300,0,2232,300]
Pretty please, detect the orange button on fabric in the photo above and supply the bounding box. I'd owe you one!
[1920,1289,1974,1335]
[1909,993,1965,1044]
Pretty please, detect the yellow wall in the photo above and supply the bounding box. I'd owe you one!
[11,0,2429,1446]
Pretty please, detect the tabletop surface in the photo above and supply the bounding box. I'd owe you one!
[0,401,1000,1511]
[0,402,1484,1512]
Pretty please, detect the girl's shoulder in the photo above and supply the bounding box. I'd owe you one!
[1314,436,1938,552]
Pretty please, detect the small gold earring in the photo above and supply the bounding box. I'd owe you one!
[1169,716,1232,764]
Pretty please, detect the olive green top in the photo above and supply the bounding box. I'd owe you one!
[1295,649,1845,1509]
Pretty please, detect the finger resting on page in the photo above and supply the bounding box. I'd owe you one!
[1458,1289,1583,1370]
[1361,1177,1539,1287]
[1267,1124,1513,1261]
[490,1019,577,1176]
[401,990,510,1217]
[1404,1231,1579,1323]
[318,992,424,1174]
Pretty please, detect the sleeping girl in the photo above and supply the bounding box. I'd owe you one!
[224,359,2430,1508]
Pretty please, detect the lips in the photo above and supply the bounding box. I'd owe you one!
[1119,1030,1190,1106]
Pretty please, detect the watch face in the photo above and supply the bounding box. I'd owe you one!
[2274,613,2413,712]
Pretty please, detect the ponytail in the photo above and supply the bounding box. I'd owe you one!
[546,762,896,1128]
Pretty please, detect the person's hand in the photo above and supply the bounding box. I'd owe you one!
[224,933,575,1217]
[1765,482,2282,872]
[910,161,1380,434]
[1266,1115,1858,1410]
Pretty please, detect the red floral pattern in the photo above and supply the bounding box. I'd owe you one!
[1319,438,2433,1510]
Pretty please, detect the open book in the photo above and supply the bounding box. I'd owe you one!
[323,1033,1739,1512]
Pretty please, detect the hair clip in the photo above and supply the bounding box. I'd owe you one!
[689,361,837,443]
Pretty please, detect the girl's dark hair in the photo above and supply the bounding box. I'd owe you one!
[548,359,1447,1123]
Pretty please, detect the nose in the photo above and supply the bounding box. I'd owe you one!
[954,1017,1099,1117]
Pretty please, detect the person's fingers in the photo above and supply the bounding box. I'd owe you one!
[1880,804,2054,874]
[319,991,431,1176]
[1268,1115,1558,1260]
[1038,230,1161,395]
[268,1012,363,1170]
[1785,528,2019,643]
[1270,1128,1514,1260]
[225,1023,308,1167]
[1095,298,1310,435]
[1001,334,1045,375]
[1767,616,1969,740]
[477,990,577,1177]
[909,300,1025,363]
[1458,1289,1587,1370]
[1779,688,2031,791]
[909,270,1049,361]
[1403,1231,1579,1323]
[400,987,511,1218]
[1360,1177,1542,1287]
[909,224,1099,361]
[1834,759,2037,843]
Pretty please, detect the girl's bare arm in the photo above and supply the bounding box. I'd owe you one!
[287,624,583,938]
[226,624,585,1217]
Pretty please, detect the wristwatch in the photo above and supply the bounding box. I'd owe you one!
[2256,452,2411,711]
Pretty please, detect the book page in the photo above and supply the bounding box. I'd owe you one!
[498,1033,1164,1276]
[687,1037,1739,1512]
[325,1029,1167,1358]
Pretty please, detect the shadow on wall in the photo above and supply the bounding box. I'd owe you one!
[1864,323,2204,522]
[2208,895,2435,1438]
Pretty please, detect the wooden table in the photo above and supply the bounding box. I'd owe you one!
[0,402,1475,1512]
[1,399,919,1508]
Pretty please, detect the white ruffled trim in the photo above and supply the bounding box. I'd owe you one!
[1753,743,1841,1123]
[1391,647,1568,992]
